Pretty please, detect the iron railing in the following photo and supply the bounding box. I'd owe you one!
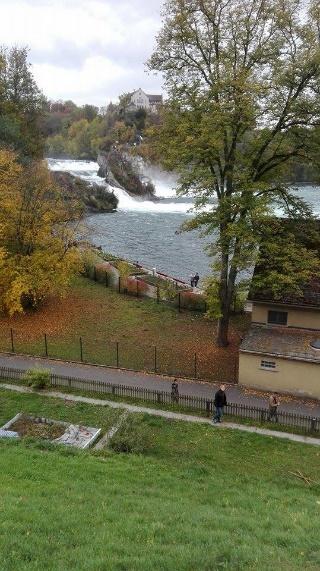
[0,365,319,434]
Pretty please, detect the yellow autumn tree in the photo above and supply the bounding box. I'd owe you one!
[0,149,82,315]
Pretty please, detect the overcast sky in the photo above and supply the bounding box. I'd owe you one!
[0,0,164,106]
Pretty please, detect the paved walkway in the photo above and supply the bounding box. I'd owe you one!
[1,383,320,447]
[0,352,319,416]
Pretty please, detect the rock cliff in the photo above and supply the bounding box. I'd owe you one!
[52,171,118,214]
[97,149,156,199]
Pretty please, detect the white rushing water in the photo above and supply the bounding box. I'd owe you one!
[47,158,193,214]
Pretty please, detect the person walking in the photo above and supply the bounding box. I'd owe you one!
[213,384,227,423]
[171,379,179,403]
[268,393,280,422]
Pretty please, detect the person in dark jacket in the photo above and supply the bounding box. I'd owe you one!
[193,272,200,287]
[171,379,179,403]
[213,384,227,423]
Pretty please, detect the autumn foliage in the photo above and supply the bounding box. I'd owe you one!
[0,149,81,315]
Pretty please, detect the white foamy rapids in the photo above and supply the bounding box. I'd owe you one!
[47,158,193,214]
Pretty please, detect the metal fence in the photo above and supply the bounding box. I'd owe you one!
[0,365,319,434]
[2,328,238,384]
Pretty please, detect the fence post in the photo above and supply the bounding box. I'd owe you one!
[310,417,317,433]
[136,280,139,298]
[260,410,266,424]
[157,392,162,404]
[157,286,160,303]
[105,272,108,287]
[206,400,211,418]
[116,342,119,368]
[154,346,157,373]
[118,276,121,293]
[44,334,48,357]
[10,328,15,353]
[178,292,181,313]
[194,352,197,379]
[79,337,83,362]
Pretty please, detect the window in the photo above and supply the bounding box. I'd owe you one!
[260,360,276,370]
[267,310,288,325]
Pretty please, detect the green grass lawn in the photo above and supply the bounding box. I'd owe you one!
[0,275,249,382]
[0,389,320,570]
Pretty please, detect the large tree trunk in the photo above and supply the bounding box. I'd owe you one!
[216,245,230,347]
[216,239,239,347]
[217,311,230,347]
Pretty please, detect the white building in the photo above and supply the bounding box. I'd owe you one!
[129,88,163,114]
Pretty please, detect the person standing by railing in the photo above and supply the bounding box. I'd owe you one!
[268,393,280,422]
[171,379,179,403]
[212,384,227,423]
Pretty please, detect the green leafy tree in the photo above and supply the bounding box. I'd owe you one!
[149,0,320,346]
[0,46,45,158]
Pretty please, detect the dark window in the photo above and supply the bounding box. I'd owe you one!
[267,310,288,325]
[261,360,276,370]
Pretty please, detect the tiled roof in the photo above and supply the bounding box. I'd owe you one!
[240,326,320,363]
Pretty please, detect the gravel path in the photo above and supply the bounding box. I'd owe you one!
[0,352,319,416]
[1,383,320,447]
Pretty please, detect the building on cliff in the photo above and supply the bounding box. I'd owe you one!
[129,88,163,114]
[239,222,320,400]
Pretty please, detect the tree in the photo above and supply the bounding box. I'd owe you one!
[0,46,45,159]
[0,149,81,315]
[149,0,320,346]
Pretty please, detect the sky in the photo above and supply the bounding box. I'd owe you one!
[0,0,164,106]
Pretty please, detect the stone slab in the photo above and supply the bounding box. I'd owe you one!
[0,429,19,439]
[1,413,101,449]
[54,424,101,449]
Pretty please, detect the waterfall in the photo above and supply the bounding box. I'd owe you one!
[47,158,193,214]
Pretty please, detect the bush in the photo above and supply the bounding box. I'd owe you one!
[180,291,207,312]
[24,368,51,390]
[117,260,134,278]
[81,249,101,278]
[109,414,152,454]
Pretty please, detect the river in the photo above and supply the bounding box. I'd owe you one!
[48,158,320,283]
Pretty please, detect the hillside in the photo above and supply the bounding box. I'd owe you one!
[0,389,319,570]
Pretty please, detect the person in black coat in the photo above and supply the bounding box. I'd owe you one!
[171,379,179,403]
[213,384,227,423]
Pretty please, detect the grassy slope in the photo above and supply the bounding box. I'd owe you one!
[0,390,320,571]
[0,276,249,382]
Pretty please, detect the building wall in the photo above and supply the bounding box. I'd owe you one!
[131,89,150,110]
[252,303,320,330]
[239,352,320,399]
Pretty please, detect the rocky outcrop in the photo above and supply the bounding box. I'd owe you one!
[97,149,156,199]
[52,171,118,214]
